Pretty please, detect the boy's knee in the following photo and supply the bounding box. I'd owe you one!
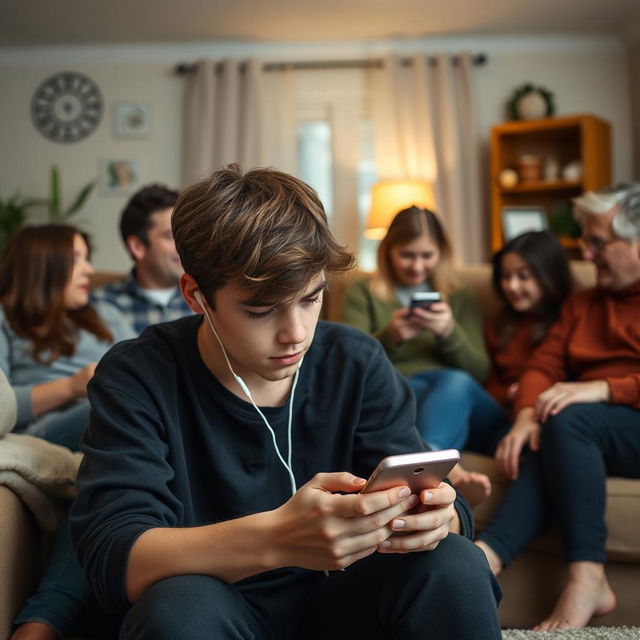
[411,536,502,618]
[415,536,497,589]
[121,575,251,640]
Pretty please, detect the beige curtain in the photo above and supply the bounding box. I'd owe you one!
[182,58,296,186]
[371,53,484,263]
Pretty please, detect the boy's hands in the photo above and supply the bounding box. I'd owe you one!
[375,482,458,553]
[267,472,419,571]
[267,473,458,571]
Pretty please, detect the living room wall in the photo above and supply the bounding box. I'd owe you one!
[0,35,633,270]
[629,41,640,180]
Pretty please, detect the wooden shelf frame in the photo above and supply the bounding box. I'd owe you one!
[490,114,611,251]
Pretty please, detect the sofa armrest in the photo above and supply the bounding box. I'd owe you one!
[0,485,48,639]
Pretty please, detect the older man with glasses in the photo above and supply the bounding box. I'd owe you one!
[475,184,640,630]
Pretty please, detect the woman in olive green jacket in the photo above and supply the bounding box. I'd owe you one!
[342,207,505,502]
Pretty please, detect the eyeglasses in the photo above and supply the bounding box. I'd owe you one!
[578,235,620,254]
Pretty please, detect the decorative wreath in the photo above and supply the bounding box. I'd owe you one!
[507,83,555,121]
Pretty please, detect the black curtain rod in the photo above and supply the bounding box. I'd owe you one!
[174,53,487,75]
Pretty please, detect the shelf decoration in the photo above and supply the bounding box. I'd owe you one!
[507,83,555,121]
[498,168,518,189]
[561,160,583,182]
[502,206,548,241]
[549,201,582,239]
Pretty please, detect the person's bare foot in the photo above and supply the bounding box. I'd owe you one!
[474,540,503,576]
[448,464,491,508]
[10,622,57,640]
[533,562,617,630]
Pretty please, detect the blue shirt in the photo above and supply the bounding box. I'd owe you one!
[90,269,192,335]
[0,302,135,435]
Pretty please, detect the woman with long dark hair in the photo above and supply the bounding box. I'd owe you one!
[1,225,134,640]
[0,224,134,451]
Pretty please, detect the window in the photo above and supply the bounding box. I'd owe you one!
[295,69,377,271]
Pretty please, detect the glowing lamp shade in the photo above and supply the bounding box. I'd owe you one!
[366,179,435,239]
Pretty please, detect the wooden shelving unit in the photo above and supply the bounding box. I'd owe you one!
[490,114,611,251]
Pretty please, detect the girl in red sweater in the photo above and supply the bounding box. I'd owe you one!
[484,231,572,409]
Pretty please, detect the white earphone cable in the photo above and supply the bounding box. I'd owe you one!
[196,290,298,495]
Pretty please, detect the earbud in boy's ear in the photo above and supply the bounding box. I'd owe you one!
[194,289,204,309]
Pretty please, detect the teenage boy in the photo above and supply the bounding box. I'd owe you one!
[91,184,191,334]
[71,166,501,640]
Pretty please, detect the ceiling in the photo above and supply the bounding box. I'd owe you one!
[1,0,639,46]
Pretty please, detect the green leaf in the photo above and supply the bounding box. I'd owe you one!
[49,165,61,219]
[64,180,96,217]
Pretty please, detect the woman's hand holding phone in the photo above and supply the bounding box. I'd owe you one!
[410,301,454,339]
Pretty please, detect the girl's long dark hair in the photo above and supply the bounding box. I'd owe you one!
[0,224,113,364]
[491,231,572,346]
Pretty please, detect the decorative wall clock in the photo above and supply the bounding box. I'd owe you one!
[31,71,103,143]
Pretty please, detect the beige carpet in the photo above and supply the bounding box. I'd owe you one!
[502,628,640,639]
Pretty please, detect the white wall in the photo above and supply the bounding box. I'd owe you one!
[629,41,640,179]
[0,35,633,270]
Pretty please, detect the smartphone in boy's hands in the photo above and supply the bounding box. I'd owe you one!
[408,291,441,313]
[361,449,459,495]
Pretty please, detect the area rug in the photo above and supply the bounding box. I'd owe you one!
[502,627,640,639]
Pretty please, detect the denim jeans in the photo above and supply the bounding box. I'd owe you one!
[408,368,510,454]
[13,519,93,639]
[42,401,91,452]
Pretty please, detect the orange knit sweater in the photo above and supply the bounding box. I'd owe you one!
[484,316,538,408]
[514,281,640,412]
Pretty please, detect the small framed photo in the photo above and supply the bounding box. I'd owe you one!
[501,206,548,241]
[99,157,140,195]
[113,103,149,139]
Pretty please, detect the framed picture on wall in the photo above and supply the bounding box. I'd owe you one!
[99,157,140,195]
[501,206,548,241]
[113,103,149,139]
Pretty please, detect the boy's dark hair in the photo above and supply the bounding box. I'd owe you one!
[172,165,354,305]
[119,184,179,249]
[491,231,572,346]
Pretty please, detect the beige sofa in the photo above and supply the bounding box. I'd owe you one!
[2,263,639,636]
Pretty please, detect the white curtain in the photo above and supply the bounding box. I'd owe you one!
[371,53,484,263]
[182,58,296,186]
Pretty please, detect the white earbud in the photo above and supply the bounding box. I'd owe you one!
[195,290,253,397]
[193,287,300,495]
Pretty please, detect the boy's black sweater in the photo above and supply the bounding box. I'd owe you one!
[70,316,473,613]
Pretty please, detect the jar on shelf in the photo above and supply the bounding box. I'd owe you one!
[517,154,542,182]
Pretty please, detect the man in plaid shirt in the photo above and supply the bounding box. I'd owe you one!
[92,184,192,334]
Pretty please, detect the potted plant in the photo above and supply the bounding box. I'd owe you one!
[47,165,96,224]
